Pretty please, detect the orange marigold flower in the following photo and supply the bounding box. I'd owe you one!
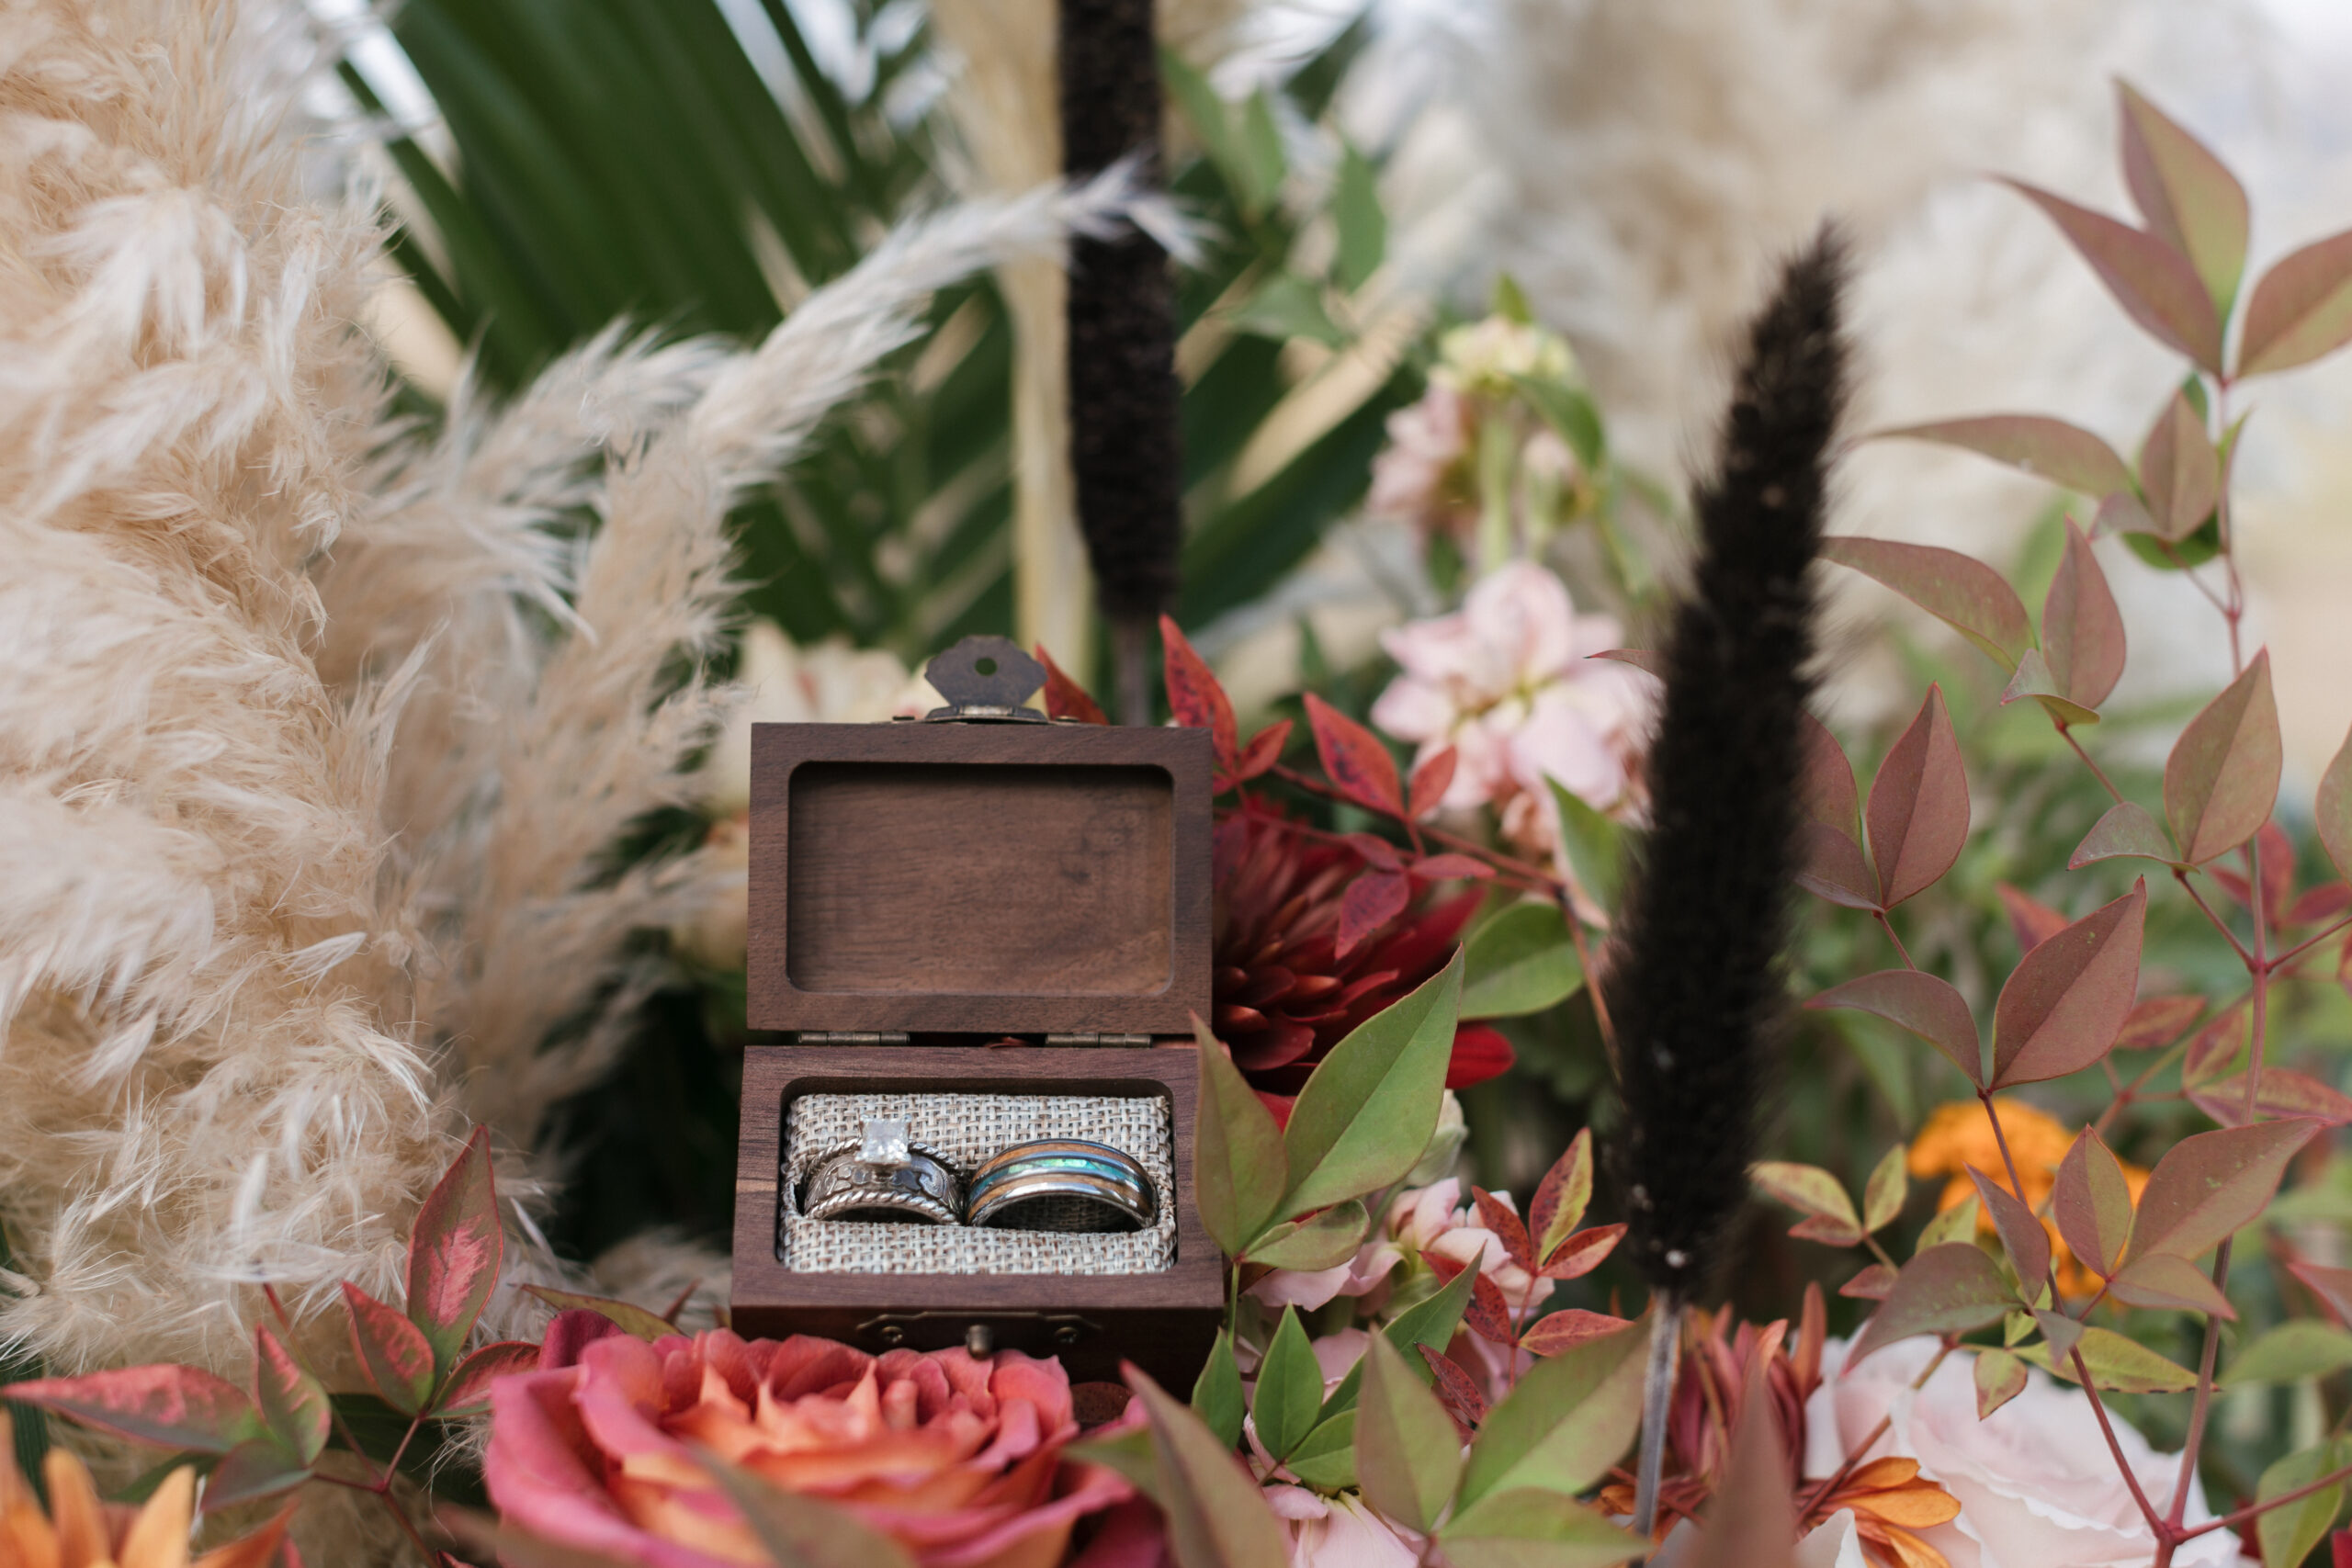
[1907,1099,2147,1298]
[0,1412,295,1568]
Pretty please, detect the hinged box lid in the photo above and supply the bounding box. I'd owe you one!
[746,711,1212,1035]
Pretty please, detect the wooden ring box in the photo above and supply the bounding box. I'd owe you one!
[732,639,1223,1386]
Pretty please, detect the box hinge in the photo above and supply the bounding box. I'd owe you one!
[1043,1032,1153,1047]
[794,1032,910,1045]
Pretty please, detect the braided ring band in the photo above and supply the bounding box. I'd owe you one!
[801,1142,963,1224]
[966,1140,1157,1232]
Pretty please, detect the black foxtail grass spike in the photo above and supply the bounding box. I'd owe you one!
[1059,0,1182,724]
[1606,226,1851,1553]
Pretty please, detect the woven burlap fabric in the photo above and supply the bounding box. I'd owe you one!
[778,1092,1175,1275]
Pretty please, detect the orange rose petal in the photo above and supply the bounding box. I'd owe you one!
[40,1453,107,1568]
[1849,1483,1964,1529]
[1882,1528,1953,1568]
[1842,1456,1921,1489]
[117,1468,195,1568]
[190,1502,298,1568]
[4,1500,63,1568]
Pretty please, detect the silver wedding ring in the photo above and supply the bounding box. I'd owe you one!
[801,1118,963,1224]
[965,1139,1157,1233]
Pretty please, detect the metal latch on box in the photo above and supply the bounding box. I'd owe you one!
[1044,1033,1152,1047]
[794,1032,910,1045]
[856,1311,1102,1357]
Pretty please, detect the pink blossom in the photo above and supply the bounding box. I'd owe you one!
[1367,384,1476,537]
[1261,1486,1423,1567]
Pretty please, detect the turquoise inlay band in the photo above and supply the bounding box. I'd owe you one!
[967,1153,1147,1205]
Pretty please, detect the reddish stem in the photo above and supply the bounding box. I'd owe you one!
[1873,909,1917,970]
[2180,1455,2352,1540]
[2270,911,2352,971]
[2072,1345,2170,1535]
[2056,723,2126,806]
[2172,870,2255,967]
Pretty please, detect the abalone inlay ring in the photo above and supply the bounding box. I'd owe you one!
[801,1118,963,1224]
[965,1140,1157,1232]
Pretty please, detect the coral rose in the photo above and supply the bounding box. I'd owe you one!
[486,1321,1131,1568]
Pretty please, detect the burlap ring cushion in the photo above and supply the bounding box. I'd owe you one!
[778,1092,1176,1275]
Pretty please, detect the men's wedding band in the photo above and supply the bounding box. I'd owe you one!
[966,1140,1156,1232]
[801,1143,963,1224]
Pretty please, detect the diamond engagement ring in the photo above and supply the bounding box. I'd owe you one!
[965,1139,1157,1233]
[800,1117,963,1224]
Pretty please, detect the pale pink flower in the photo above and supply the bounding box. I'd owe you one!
[1367,384,1476,537]
[1261,1486,1423,1568]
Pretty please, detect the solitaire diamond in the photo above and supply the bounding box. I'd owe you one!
[858,1117,911,1168]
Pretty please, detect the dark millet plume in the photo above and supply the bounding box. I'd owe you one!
[1606,228,1850,1303]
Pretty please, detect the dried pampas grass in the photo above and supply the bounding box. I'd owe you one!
[0,0,1132,1534]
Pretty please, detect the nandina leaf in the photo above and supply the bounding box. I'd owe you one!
[1849,1244,2016,1366]
[2291,1259,2352,1323]
[1461,901,1582,1020]
[1799,712,1860,838]
[701,1456,921,1568]
[342,1283,435,1416]
[1125,1367,1290,1568]
[1996,884,2069,954]
[203,1438,311,1511]
[2027,1326,2199,1392]
[1,1365,264,1453]
[2116,994,2204,1051]
[2069,801,2181,870]
[1253,1308,1324,1462]
[2041,520,2127,708]
[1871,414,2135,497]
[1517,1310,1634,1358]
[518,1287,673,1343]
[1541,1224,1625,1281]
[1416,1345,1489,1438]
[2054,1128,2135,1280]
[2139,389,2221,542]
[2183,1010,2245,1089]
[1974,1348,2029,1418]
[1318,1263,1480,1423]
[1867,685,1970,908]
[1989,880,2147,1089]
[1455,1312,1648,1504]
[1159,614,1238,772]
[1408,746,1458,822]
[1228,719,1291,785]
[1751,1162,1863,1245]
[1809,970,1982,1088]
[1305,692,1404,817]
[1428,1255,1517,1346]
[2317,723,2352,882]
[1474,1188,1535,1271]
[2165,651,2281,864]
[2289,884,2352,928]
[2005,179,2224,370]
[1528,1129,1594,1265]
[1410,852,1491,882]
[1343,832,1405,872]
[433,1341,541,1419]
[1354,1334,1464,1537]
[1840,1264,1896,1301]
[1441,1491,1641,1568]
[252,1328,330,1465]
[1547,782,1623,916]
[1279,950,1462,1218]
[2109,1253,2236,1317]
[2132,1119,2320,1261]
[1823,537,2032,670]
[1336,870,1410,959]
[1589,647,1662,677]
[1966,1168,2051,1289]
[2118,82,2250,312]
[2257,1439,2352,1568]
[2189,1067,2352,1130]
[2000,649,2099,727]
[1192,1018,1288,1255]
[407,1127,503,1382]
[1034,644,1106,725]
[1798,822,1879,910]
[1244,1200,1370,1271]
[2236,227,2352,377]
[2225,1322,2352,1387]
[1863,1145,1908,1235]
[1190,1327,1246,1450]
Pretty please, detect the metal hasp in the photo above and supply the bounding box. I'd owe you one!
[923,635,1048,722]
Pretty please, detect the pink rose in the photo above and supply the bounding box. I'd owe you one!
[1804,1338,2248,1568]
[486,1321,1130,1568]
[1262,1485,1423,1567]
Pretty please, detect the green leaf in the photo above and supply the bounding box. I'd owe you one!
[407,1126,503,1382]
[201,1438,311,1511]
[2132,1119,2320,1262]
[2138,389,2221,543]
[2118,82,2250,314]
[702,1455,918,1568]
[2237,228,2352,377]
[1333,142,1386,294]
[1514,378,1607,470]
[2005,179,2224,371]
[1863,1145,1909,1235]
[1849,1245,2016,1367]
[1455,1313,1647,1506]
[1439,1489,1643,1568]
[1283,1413,1357,1490]
[2053,1128,2134,1280]
[1190,1330,1245,1450]
[2224,1322,2352,1387]
[1279,950,1463,1218]
[519,1286,674,1344]
[1546,782,1623,913]
[1231,273,1345,349]
[1916,1195,1980,1254]
[1244,1201,1369,1271]
[2068,802,2182,871]
[1236,93,1287,220]
[1529,1132,1596,1265]
[1252,1310,1324,1463]
[1989,880,2147,1089]
[1973,1348,2028,1418]
[1808,970,1982,1089]
[1354,1331,1464,1534]
[2023,1326,2200,1392]
[1751,1162,1865,1247]
[1872,415,2134,497]
[1320,1262,1478,1420]
[1463,902,1585,1020]
[253,1328,332,1466]
[1822,536,2032,670]
[2257,1438,2349,1568]
[341,1283,437,1416]
[1195,1019,1288,1253]
[2165,651,2282,865]
[1128,1367,1289,1568]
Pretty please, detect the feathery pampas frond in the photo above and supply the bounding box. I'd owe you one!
[0,1,1135,1551]
[1601,228,1849,1533]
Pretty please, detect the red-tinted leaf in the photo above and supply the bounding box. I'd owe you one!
[2319,724,2352,884]
[253,1328,330,1465]
[2139,390,2221,542]
[1410,853,1491,882]
[1305,693,1404,817]
[1035,644,1107,725]
[408,1127,503,1381]
[1867,686,1970,908]
[2289,885,2351,929]
[2165,652,2281,864]
[2290,1259,2352,1323]
[1336,870,1410,960]
[2006,180,2224,371]
[1849,1244,2017,1366]
[2042,519,2127,708]
[341,1283,435,1416]
[2183,1010,2245,1089]
[1839,1264,1896,1301]
[1229,720,1291,785]
[1752,1162,1863,1245]
[2189,1067,2352,1129]
[1445,1022,1515,1090]
[2118,83,2250,312]
[1540,1224,1625,1281]
[2237,228,2352,377]
[519,1286,677,1344]
[2110,1252,2236,1317]
[1799,712,1859,839]
[2069,801,2181,870]
[1428,1256,1514,1346]
[1798,822,1880,910]
[1809,970,1982,1088]
[1474,1188,1534,1272]
[2000,649,2100,728]
[202,1438,311,1512]
[1823,538,2032,670]
[1527,1130,1594,1265]
[1518,1310,1634,1358]
[2055,1128,2135,1280]
[1344,832,1404,872]
[2096,488,2165,538]
[1159,614,1238,772]
[1989,880,2147,1089]
[1588,649,1663,677]
[1873,415,2135,497]
[1408,746,1458,822]
[1996,884,2070,955]
[2115,994,2204,1052]
[1416,1344,1489,1440]
[1,1366,263,1453]
[433,1341,541,1419]
[2132,1120,2321,1261]
[1966,1167,2052,1288]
